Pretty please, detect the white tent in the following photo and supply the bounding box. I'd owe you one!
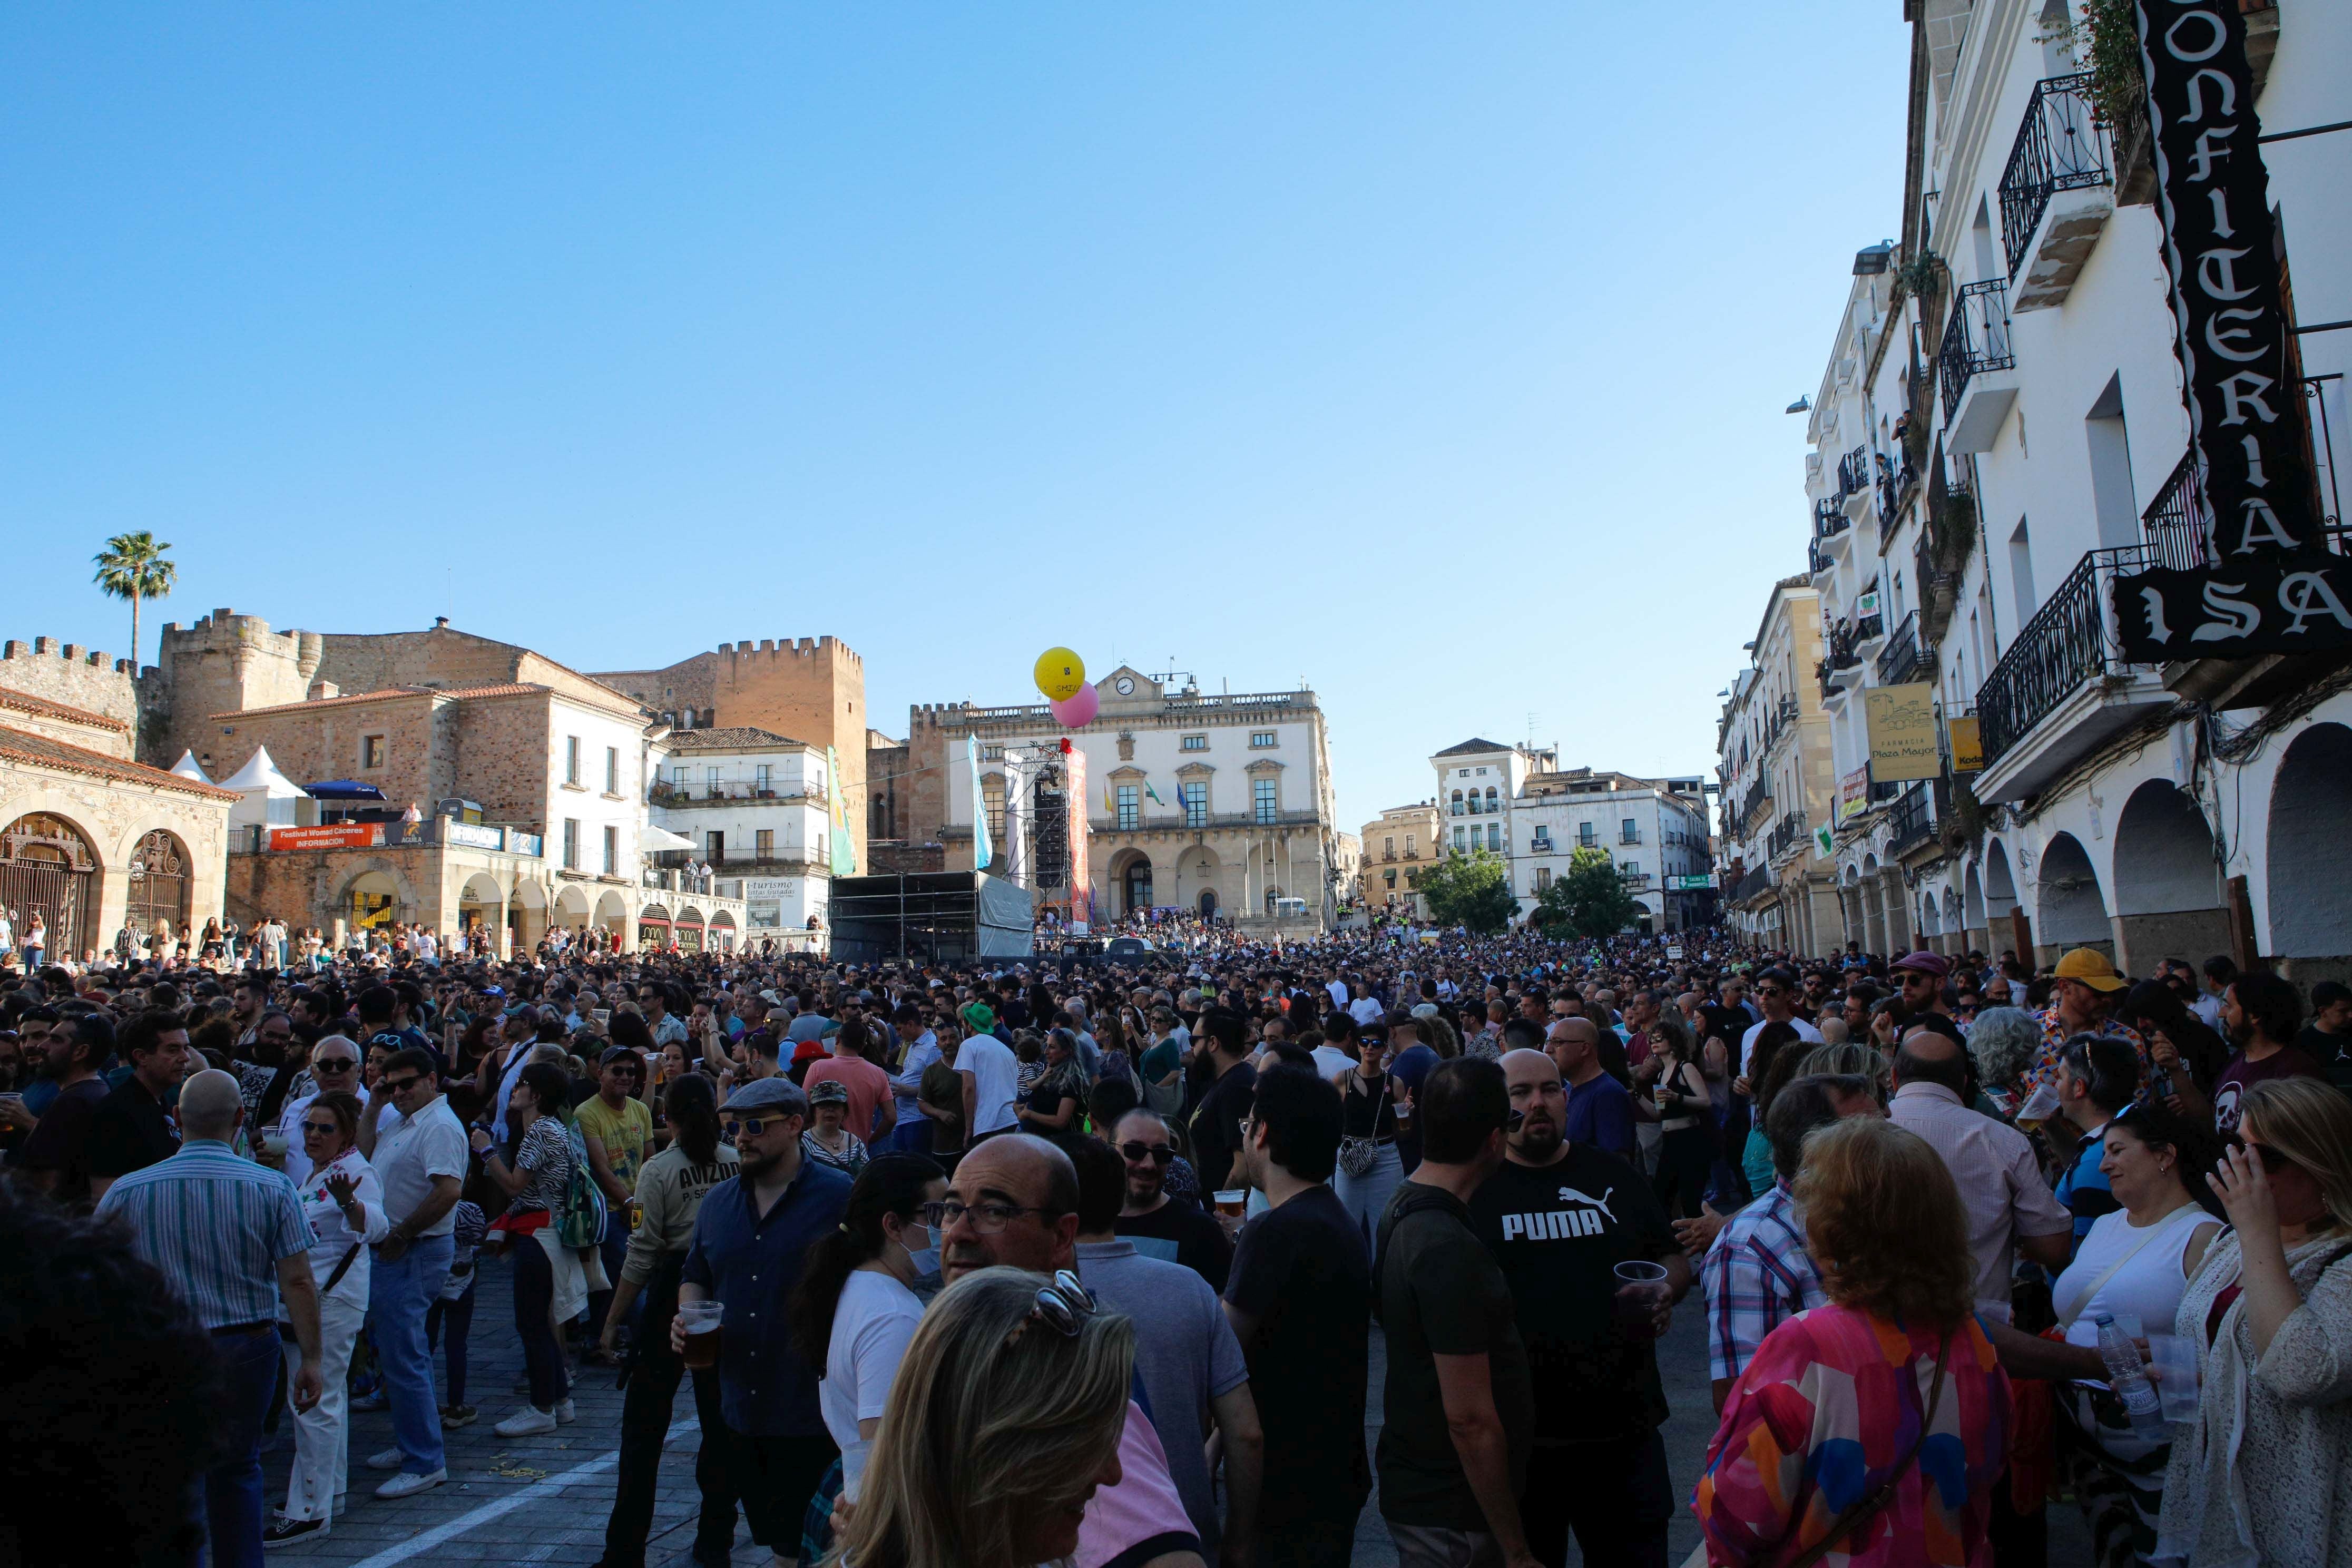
[168,749,213,784]
[221,745,307,830]
[639,825,696,852]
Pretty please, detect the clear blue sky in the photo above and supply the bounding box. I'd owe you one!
[3,5,1907,831]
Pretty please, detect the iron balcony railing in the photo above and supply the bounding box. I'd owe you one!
[1938,279,2017,419]
[1809,535,1836,576]
[1814,496,1851,540]
[1730,865,1772,905]
[1886,782,1934,855]
[1876,609,1925,685]
[1999,74,2112,280]
[2144,374,2344,568]
[1976,547,2123,766]
[1837,446,1873,498]
[1767,810,1809,860]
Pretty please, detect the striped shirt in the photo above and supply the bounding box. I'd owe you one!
[93,1139,312,1330]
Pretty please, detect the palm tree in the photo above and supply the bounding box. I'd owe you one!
[91,532,177,668]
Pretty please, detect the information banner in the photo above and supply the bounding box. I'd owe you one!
[270,824,383,850]
[1836,766,1871,827]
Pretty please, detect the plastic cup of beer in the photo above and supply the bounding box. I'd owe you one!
[678,1300,723,1368]
[1214,1190,1246,1219]
[1613,1260,1672,1340]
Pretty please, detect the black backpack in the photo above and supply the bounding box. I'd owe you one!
[1370,1184,1464,1326]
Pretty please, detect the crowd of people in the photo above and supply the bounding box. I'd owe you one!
[1,919,2347,1568]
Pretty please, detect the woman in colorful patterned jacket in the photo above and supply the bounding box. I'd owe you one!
[1695,1114,2014,1568]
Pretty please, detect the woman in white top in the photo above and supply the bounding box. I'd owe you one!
[2048,1102,2223,1568]
[787,1152,947,1540]
[268,1091,389,1546]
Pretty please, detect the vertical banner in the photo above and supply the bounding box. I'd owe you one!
[1063,746,1089,932]
[2112,1,2352,662]
[826,746,855,876]
[1947,716,1985,774]
[966,734,991,871]
[1836,765,1871,827]
[1864,682,1942,782]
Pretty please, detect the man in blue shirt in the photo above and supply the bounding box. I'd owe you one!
[675,1076,850,1567]
[1547,1017,1635,1163]
[2053,1034,2137,1254]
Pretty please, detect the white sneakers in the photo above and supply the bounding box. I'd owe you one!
[365,1447,405,1471]
[493,1406,557,1437]
[555,1398,576,1424]
[373,1468,446,1500]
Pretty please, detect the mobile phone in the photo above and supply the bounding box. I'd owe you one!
[594,1009,612,1025]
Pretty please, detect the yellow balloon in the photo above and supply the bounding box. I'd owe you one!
[1034,648,1086,702]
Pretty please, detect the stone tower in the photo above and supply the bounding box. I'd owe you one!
[593,637,869,872]
[152,611,323,775]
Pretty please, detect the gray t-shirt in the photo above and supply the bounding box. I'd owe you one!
[1076,1238,1250,1548]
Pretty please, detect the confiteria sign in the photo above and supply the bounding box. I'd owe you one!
[2111,0,2352,663]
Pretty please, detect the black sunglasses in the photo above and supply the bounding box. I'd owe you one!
[313,1057,358,1071]
[2226,1133,2291,1174]
[382,1073,425,1093]
[1118,1141,1177,1164]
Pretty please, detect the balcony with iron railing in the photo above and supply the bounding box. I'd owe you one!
[1809,534,1838,580]
[1939,278,2018,453]
[1972,546,2177,803]
[2142,375,2343,570]
[1884,777,1947,858]
[1876,609,1925,685]
[1767,810,1809,863]
[2000,73,2113,311]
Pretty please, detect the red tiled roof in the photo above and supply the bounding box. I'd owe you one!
[212,683,554,721]
[0,685,132,733]
[0,724,239,801]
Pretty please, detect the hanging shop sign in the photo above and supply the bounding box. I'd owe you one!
[2111,0,2349,662]
[1864,683,1942,783]
[1836,766,1871,827]
[1947,716,1985,774]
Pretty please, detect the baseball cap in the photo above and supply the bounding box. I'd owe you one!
[725,1077,809,1117]
[1890,952,1952,981]
[2053,948,2129,992]
[807,1077,850,1106]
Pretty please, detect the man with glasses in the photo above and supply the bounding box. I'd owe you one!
[357,1048,467,1501]
[1109,1108,1232,1290]
[932,1133,1205,1568]
[674,1077,848,1568]
[1874,953,1956,1050]
[277,1034,361,1185]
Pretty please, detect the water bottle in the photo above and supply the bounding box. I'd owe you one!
[2094,1312,2167,1437]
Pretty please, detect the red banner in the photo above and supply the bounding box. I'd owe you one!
[269,824,385,851]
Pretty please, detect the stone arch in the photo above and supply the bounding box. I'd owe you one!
[336,867,415,935]
[2265,721,2352,971]
[1918,889,1941,937]
[594,888,630,943]
[1173,844,1224,922]
[458,872,506,957]
[555,884,593,927]
[1,810,105,957]
[2034,832,2111,959]
[1964,862,1987,930]
[2110,779,2228,974]
[511,877,550,953]
[1106,847,1154,918]
[123,827,194,938]
[1983,839,2021,922]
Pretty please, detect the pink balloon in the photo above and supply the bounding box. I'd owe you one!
[1050,686,1099,727]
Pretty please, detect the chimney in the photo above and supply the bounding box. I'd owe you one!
[433,616,450,630]
[310,681,340,701]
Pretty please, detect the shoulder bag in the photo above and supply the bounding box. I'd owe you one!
[1778,1332,1952,1568]
[1337,1073,1390,1179]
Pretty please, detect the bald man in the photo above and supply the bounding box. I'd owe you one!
[934,1135,1210,1568]
[1544,1019,1635,1162]
[1467,1048,1687,1568]
[1888,1026,2071,1310]
[96,1069,324,1568]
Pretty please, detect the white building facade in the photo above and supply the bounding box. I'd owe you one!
[1432,740,1712,930]
[649,727,832,937]
[915,666,1341,933]
[1794,0,2350,976]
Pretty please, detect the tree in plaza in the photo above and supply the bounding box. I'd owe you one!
[1409,848,1520,935]
[1531,848,1642,939]
[91,532,177,667]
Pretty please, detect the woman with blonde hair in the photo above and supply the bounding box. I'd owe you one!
[834,1266,1135,1568]
[1697,1115,2012,1567]
[2157,1076,2352,1568]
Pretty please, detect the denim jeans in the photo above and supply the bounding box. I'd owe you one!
[1334,1141,1405,1261]
[367,1233,454,1475]
[205,1325,284,1568]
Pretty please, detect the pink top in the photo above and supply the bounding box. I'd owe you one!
[1077,1402,1201,1568]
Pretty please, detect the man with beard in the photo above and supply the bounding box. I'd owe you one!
[1111,1108,1232,1289]
[3,1012,114,1201]
[1468,1048,1688,1568]
[673,1078,849,1568]
[932,1135,1204,1568]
